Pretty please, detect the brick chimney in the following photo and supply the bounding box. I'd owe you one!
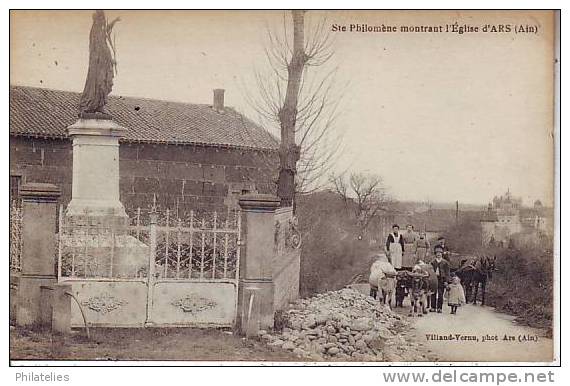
[213,89,225,112]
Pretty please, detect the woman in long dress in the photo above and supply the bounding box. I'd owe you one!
[79,10,120,115]
[402,224,419,267]
[415,232,431,263]
[385,224,404,269]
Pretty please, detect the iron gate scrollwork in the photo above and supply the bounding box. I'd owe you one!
[58,206,241,327]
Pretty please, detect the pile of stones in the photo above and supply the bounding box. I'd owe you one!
[259,288,431,362]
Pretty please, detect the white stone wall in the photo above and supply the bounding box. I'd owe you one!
[272,208,301,311]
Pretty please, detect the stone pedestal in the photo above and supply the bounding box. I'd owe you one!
[62,118,148,277]
[16,183,60,326]
[65,118,127,225]
[237,194,280,334]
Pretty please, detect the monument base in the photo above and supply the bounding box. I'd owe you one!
[66,118,126,225]
[60,229,149,278]
[61,117,149,279]
[65,199,129,228]
[78,111,113,120]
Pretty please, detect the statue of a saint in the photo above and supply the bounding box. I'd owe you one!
[78,10,120,118]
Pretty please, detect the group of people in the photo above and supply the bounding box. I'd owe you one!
[385,224,448,269]
[373,223,466,315]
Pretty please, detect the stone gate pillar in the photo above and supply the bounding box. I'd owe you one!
[237,194,280,335]
[16,183,61,326]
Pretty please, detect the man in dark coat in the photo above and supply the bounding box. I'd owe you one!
[434,236,450,262]
[430,247,450,313]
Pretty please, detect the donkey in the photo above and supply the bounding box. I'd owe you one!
[395,271,411,308]
[456,255,496,305]
[407,272,429,317]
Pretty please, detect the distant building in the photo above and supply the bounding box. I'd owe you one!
[520,200,555,238]
[480,190,553,247]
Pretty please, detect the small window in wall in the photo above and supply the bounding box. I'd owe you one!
[10,175,22,208]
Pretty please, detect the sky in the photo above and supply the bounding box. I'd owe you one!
[9,10,555,207]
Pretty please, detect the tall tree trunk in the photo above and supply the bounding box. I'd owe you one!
[277,10,306,208]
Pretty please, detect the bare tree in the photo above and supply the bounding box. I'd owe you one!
[330,172,394,233]
[244,10,345,208]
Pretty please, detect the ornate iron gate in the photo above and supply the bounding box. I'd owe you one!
[58,207,241,327]
[10,201,22,274]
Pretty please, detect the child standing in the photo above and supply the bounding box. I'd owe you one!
[446,275,466,314]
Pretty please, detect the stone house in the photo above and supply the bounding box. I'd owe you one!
[480,191,523,246]
[9,85,278,216]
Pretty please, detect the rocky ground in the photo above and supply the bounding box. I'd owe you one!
[11,286,552,362]
[11,288,435,362]
[257,288,433,362]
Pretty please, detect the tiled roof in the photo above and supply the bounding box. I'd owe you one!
[10,85,278,150]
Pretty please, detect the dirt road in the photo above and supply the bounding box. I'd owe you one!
[348,283,554,363]
[408,303,554,363]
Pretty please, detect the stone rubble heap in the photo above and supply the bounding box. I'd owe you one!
[259,288,431,361]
